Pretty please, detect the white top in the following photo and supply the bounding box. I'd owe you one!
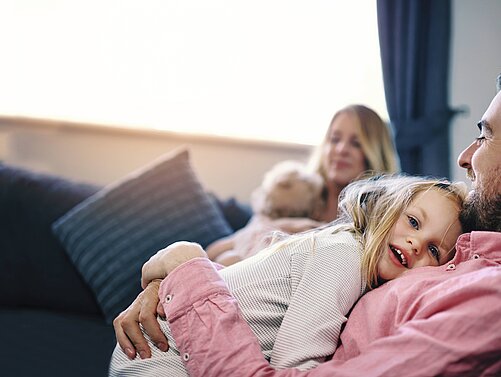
[109,225,365,376]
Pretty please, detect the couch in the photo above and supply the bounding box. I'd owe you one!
[0,153,251,377]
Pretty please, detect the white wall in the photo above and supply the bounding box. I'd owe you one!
[1,0,500,202]
[0,118,311,202]
[450,0,501,183]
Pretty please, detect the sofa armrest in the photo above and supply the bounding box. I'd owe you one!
[0,164,103,316]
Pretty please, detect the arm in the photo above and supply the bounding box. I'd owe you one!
[149,230,362,371]
[269,233,363,369]
[271,217,325,233]
[114,241,209,359]
[206,235,235,261]
[161,259,501,377]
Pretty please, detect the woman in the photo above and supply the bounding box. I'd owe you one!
[205,104,400,264]
[253,104,399,231]
[308,104,399,221]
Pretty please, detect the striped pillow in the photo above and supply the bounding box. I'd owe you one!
[52,148,232,323]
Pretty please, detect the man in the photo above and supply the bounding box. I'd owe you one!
[114,75,501,376]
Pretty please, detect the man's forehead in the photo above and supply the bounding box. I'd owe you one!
[481,91,501,133]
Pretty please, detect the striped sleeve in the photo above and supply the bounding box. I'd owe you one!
[270,231,365,370]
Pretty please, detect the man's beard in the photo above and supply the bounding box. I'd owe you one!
[460,180,501,233]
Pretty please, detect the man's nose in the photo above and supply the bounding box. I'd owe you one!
[457,141,476,169]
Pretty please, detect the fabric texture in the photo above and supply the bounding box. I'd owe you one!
[210,194,252,232]
[0,164,102,316]
[108,227,364,376]
[377,0,459,178]
[156,231,501,377]
[52,148,232,323]
[0,308,115,377]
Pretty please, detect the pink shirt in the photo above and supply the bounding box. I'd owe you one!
[160,231,501,376]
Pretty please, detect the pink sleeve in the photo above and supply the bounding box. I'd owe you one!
[158,259,358,376]
[159,258,501,377]
[158,258,284,376]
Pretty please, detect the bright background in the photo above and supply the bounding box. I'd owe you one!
[0,0,386,145]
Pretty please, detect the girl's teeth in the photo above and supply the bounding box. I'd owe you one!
[391,246,408,266]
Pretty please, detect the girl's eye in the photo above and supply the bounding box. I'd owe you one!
[428,245,440,262]
[330,137,340,144]
[408,216,419,229]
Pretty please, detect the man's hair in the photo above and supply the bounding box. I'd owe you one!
[497,74,501,92]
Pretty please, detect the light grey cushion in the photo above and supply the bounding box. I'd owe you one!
[52,148,232,323]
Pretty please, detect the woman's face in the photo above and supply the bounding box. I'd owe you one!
[322,112,367,188]
[377,189,462,282]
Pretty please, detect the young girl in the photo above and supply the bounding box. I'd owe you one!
[110,175,466,376]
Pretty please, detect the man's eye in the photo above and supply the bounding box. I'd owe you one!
[428,245,440,262]
[408,216,419,229]
[475,136,486,146]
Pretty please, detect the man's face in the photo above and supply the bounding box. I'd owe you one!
[458,90,501,232]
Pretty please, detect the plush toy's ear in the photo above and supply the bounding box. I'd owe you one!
[250,160,326,219]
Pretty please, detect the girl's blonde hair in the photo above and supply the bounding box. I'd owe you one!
[337,174,467,289]
[308,105,400,181]
[268,174,467,289]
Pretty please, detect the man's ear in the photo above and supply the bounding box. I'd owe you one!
[497,74,501,92]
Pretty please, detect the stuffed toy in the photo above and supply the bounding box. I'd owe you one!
[206,160,325,266]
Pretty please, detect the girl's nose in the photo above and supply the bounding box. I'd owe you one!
[407,236,424,255]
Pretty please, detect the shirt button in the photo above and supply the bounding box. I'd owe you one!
[183,353,190,361]
[446,263,456,271]
[164,294,173,304]
[472,254,480,259]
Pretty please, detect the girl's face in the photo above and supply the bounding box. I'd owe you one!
[322,112,367,188]
[377,189,462,281]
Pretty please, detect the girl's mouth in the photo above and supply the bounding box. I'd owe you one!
[390,245,408,267]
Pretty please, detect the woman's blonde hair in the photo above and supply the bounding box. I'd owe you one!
[337,174,467,289]
[308,105,400,181]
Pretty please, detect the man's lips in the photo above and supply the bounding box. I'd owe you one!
[466,168,476,183]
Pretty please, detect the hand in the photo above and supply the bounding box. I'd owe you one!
[113,279,168,360]
[141,241,208,288]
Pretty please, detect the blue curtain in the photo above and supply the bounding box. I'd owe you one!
[377,0,458,178]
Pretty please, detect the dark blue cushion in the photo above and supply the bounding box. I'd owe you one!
[211,194,252,231]
[52,148,232,323]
